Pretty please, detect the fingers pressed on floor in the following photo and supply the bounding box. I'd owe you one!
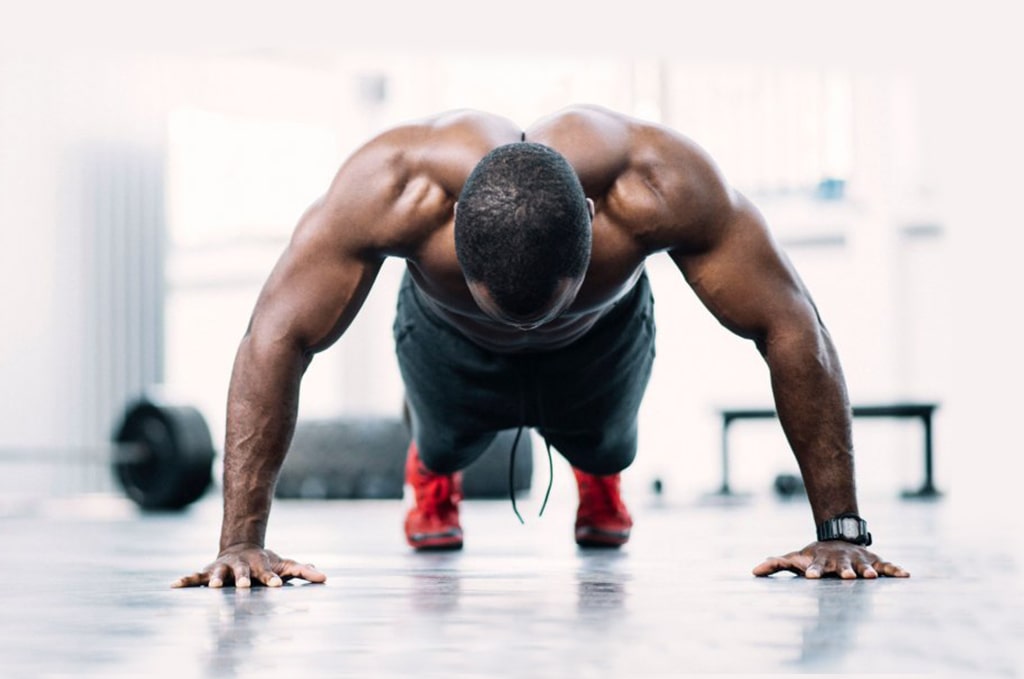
[752,558,783,576]
[171,573,205,588]
[208,564,231,588]
[232,565,252,588]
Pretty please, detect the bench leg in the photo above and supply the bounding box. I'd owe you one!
[717,419,732,495]
[902,414,941,499]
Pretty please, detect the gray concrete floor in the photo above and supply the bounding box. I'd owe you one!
[1,488,1021,678]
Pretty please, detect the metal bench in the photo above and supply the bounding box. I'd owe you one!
[717,403,940,498]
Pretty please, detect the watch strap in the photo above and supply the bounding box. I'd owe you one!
[816,513,872,546]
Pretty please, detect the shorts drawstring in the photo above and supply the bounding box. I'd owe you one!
[536,379,554,518]
[508,357,554,524]
[508,425,526,524]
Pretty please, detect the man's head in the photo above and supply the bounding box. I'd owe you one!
[454,142,593,329]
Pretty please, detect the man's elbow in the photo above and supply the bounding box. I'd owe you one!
[239,322,311,368]
[763,315,837,371]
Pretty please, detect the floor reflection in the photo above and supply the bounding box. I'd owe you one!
[793,579,875,670]
[576,549,629,616]
[410,571,462,613]
[407,551,463,613]
[204,587,279,678]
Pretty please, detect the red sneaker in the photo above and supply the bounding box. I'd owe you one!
[404,442,464,550]
[573,468,633,548]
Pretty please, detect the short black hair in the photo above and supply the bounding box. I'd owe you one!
[454,142,591,317]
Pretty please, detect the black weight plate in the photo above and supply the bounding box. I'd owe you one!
[113,400,215,510]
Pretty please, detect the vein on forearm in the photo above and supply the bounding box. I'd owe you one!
[764,323,857,524]
[220,336,305,549]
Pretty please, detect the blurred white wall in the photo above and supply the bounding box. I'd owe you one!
[0,55,171,449]
[0,2,1019,511]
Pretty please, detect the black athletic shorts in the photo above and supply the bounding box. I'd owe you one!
[393,270,655,475]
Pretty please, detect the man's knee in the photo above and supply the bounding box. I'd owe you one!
[416,431,497,474]
[544,429,638,475]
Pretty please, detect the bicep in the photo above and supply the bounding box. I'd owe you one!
[669,195,820,347]
[247,202,384,356]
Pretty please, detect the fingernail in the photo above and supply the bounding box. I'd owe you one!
[237,577,251,588]
[268,576,283,587]
[209,578,223,588]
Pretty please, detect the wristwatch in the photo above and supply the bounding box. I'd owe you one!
[816,513,872,546]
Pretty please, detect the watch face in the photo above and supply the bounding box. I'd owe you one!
[841,517,860,538]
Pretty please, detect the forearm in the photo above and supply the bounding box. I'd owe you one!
[219,334,309,551]
[764,325,857,525]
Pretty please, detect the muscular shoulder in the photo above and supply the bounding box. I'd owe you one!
[365,110,522,191]
[315,110,522,257]
[531,105,736,254]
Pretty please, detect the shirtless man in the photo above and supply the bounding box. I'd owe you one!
[173,105,910,589]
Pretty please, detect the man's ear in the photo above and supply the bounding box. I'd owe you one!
[586,198,595,220]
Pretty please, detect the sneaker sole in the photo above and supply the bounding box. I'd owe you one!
[407,531,464,551]
[575,526,630,548]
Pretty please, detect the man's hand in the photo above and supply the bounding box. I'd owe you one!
[172,543,327,588]
[752,541,910,579]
